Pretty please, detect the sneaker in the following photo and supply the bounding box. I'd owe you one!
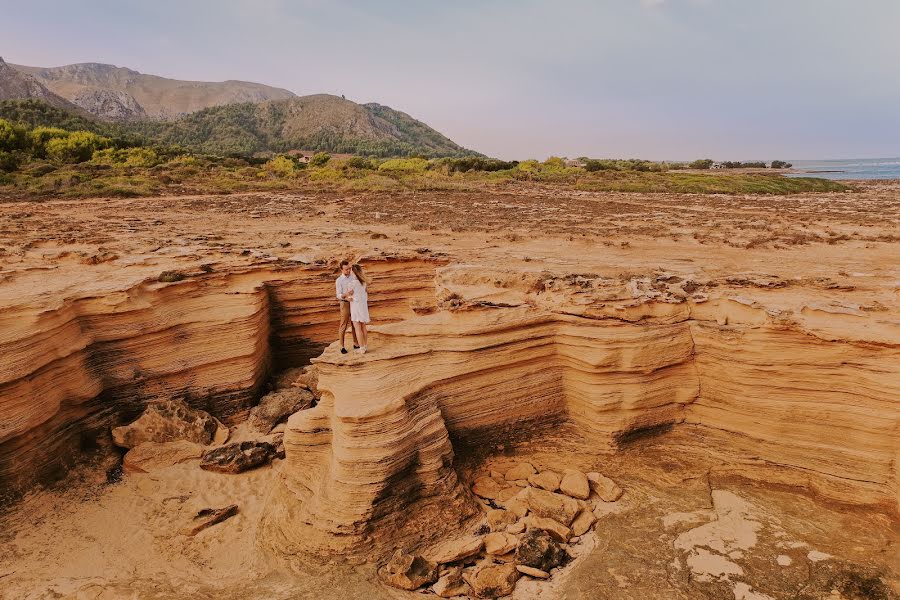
[340,347,348,354]
[353,345,360,349]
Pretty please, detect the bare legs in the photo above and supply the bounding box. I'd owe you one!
[352,321,368,352]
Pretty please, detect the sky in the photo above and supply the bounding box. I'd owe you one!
[3,0,899,160]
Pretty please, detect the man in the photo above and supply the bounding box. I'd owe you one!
[336,259,359,354]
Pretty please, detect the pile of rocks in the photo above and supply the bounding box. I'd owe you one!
[378,462,623,598]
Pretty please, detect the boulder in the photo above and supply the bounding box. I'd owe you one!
[464,563,520,598]
[524,487,580,525]
[528,470,561,492]
[559,470,590,500]
[504,462,536,482]
[247,388,314,433]
[484,532,518,556]
[123,440,204,473]
[271,366,306,391]
[432,566,469,598]
[525,515,571,543]
[503,497,529,519]
[378,549,439,591]
[496,486,521,503]
[515,529,568,572]
[507,520,527,535]
[426,536,484,565]
[292,365,320,398]
[112,399,228,449]
[487,509,517,532]
[516,565,550,579]
[570,509,597,536]
[199,441,276,474]
[472,476,503,500]
[587,472,623,502]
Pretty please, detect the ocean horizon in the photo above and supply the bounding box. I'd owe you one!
[786,157,900,180]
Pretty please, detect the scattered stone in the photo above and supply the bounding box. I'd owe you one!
[112,399,228,449]
[559,470,590,500]
[516,565,550,579]
[511,479,529,487]
[524,487,580,525]
[484,532,518,555]
[528,470,561,492]
[247,388,314,433]
[464,563,520,598]
[507,520,527,534]
[515,529,568,572]
[426,536,484,565]
[378,549,439,591]
[199,441,276,474]
[587,472,623,502]
[472,476,504,500]
[525,515,571,543]
[123,440,204,473]
[505,462,536,482]
[503,497,530,519]
[489,470,507,483]
[776,555,792,566]
[180,504,238,536]
[432,566,469,598]
[570,509,597,536]
[487,509,517,532]
[496,486,520,503]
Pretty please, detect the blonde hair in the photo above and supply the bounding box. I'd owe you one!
[351,263,368,285]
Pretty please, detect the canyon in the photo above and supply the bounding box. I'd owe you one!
[0,182,897,598]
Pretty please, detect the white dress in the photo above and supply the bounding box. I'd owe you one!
[349,277,370,323]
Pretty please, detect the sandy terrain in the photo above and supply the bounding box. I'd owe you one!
[0,181,897,599]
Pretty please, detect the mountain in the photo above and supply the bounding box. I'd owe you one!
[0,57,84,113]
[128,94,474,157]
[9,61,296,121]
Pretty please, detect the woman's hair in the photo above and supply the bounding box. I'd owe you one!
[351,263,368,285]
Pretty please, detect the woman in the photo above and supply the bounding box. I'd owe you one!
[348,263,370,353]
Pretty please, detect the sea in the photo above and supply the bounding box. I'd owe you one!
[787,158,900,180]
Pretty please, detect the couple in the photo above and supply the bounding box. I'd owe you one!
[336,259,370,354]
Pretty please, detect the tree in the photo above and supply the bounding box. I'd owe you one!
[264,155,296,177]
[770,160,792,169]
[689,159,714,169]
[45,131,111,163]
[309,151,331,167]
[0,119,27,152]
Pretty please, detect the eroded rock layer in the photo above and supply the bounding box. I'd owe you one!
[0,258,439,502]
[263,266,898,558]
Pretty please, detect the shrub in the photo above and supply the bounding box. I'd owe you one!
[309,152,331,167]
[92,147,161,167]
[770,160,793,169]
[584,159,617,172]
[378,157,429,173]
[543,156,566,170]
[29,126,69,157]
[0,150,24,172]
[0,119,28,152]
[345,156,376,170]
[263,155,296,177]
[46,131,111,163]
[689,159,714,169]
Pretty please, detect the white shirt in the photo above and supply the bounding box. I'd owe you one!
[336,273,353,301]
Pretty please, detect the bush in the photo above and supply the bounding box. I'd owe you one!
[263,155,296,177]
[46,131,111,163]
[584,159,618,172]
[543,156,566,170]
[92,147,161,167]
[0,150,24,172]
[378,157,429,173]
[689,159,714,169]
[309,152,331,168]
[345,156,376,170]
[29,127,69,157]
[770,160,793,169]
[0,119,28,152]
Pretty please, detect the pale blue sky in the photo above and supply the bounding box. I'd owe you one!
[3,0,899,160]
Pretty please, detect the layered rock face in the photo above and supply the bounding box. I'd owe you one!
[263,266,898,558]
[0,258,438,503]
